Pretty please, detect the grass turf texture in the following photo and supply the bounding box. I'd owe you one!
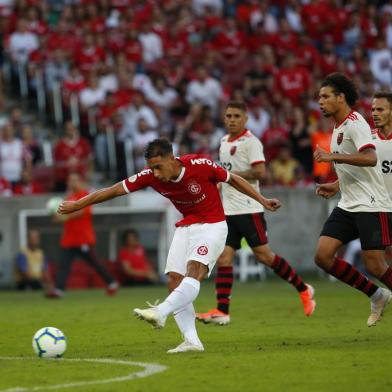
[0,280,391,392]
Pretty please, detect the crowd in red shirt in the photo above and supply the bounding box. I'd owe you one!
[1,0,392,188]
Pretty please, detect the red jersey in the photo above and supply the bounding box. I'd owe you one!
[118,245,152,279]
[122,155,230,227]
[61,190,96,247]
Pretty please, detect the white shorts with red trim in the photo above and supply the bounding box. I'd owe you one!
[165,221,228,277]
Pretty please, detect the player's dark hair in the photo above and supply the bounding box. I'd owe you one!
[374,90,392,106]
[144,138,173,159]
[321,73,359,107]
[122,229,139,243]
[225,101,247,112]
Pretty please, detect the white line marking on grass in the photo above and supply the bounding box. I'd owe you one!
[0,357,167,392]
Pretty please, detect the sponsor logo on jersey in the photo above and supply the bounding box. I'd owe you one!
[337,132,344,145]
[128,175,137,183]
[230,146,237,155]
[188,181,201,195]
[190,158,217,168]
[197,246,208,255]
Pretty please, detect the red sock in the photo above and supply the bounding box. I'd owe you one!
[330,257,379,297]
[380,266,392,290]
[271,255,307,292]
[215,266,233,314]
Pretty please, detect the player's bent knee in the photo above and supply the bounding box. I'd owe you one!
[314,251,330,270]
[217,255,233,267]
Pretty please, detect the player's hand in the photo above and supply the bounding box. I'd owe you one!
[57,201,79,215]
[315,183,339,199]
[313,145,333,163]
[264,198,281,212]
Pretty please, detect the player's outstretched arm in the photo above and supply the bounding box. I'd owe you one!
[57,182,127,215]
[228,173,281,211]
[314,146,377,167]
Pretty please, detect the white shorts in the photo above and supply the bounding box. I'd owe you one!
[165,221,228,277]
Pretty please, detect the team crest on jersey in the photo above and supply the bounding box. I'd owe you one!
[230,146,237,155]
[188,181,201,195]
[197,246,208,255]
[337,132,344,145]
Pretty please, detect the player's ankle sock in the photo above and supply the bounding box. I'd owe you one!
[329,257,379,297]
[215,266,233,314]
[379,266,392,290]
[271,255,307,292]
[157,277,200,317]
[173,303,202,346]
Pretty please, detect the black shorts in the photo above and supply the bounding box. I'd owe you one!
[320,207,392,250]
[226,213,268,250]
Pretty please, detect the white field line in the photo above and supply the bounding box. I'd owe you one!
[0,357,167,392]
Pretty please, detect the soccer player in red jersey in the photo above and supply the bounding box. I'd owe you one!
[58,138,280,353]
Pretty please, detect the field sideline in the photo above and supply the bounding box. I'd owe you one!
[1,280,391,392]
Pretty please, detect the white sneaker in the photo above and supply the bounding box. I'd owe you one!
[133,306,166,329]
[367,288,392,327]
[167,340,204,354]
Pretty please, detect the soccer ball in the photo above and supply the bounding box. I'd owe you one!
[32,327,67,358]
[46,197,63,214]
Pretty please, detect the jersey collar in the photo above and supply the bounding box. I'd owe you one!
[376,128,392,140]
[227,129,248,142]
[171,159,186,183]
[335,110,354,129]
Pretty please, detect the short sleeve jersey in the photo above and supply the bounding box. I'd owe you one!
[373,129,392,211]
[219,129,265,215]
[122,154,230,227]
[331,111,390,212]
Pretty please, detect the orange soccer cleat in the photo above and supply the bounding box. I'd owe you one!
[299,284,316,316]
[196,308,230,325]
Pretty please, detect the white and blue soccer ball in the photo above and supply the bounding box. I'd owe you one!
[32,327,67,358]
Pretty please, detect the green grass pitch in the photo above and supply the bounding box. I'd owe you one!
[0,280,391,392]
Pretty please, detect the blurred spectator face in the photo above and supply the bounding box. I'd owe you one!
[278,145,292,162]
[64,121,78,139]
[124,231,139,248]
[10,107,22,123]
[372,97,392,129]
[133,93,144,107]
[224,106,248,134]
[21,125,33,143]
[16,19,28,33]
[27,229,40,250]
[67,172,83,192]
[1,123,14,140]
[196,67,208,82]
[138,118,149,133]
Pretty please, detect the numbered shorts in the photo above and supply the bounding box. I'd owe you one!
[320,207,392,250]
[226,213,268,250]
[165,221,228,277]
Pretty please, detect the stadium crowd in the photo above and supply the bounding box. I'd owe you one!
[1,0,392,194]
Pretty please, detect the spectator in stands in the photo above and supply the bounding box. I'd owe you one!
[79,72,106,110]
[47,172,118,298]
[53,121,92,192]
[138,22,163,64]
[44,48,69,93]
[8,18,39,64]
[186,65,223,116]
[118,229,159,286]
[119,91,158,141]
[21,124,42,165]
[0,122,31,185]
[269,144,301,186]
[14,229,50,290]
[13,167,44,195]
[369,38,392,87]
[246,97,270,139]
[133,117,159,171]
[7,105,24,136]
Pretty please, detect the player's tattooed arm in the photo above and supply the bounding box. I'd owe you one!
[57,182,127,214]
[228,173,281,211]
